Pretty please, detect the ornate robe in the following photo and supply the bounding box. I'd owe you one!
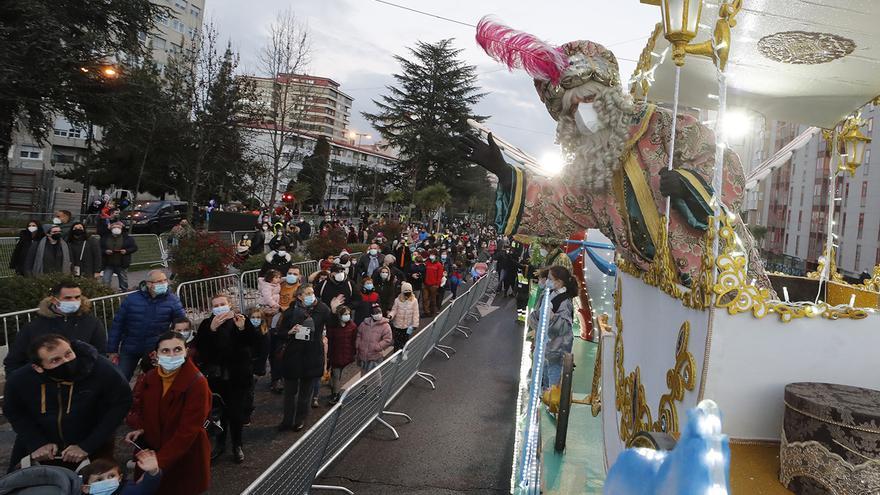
[496,102,768,286]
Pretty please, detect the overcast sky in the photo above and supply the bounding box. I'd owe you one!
[204,0,661,158]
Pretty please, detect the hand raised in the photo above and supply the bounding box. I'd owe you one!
[456,133,511,189]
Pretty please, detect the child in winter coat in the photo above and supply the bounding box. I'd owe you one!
[448,265,464,299]
[258,269,282,314]
[78,452,162,495]
[356,303,393,373]
[326,305,357,403]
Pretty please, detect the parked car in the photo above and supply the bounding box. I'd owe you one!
[124,200,188,234]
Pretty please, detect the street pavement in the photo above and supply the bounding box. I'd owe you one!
[315,293,521,494]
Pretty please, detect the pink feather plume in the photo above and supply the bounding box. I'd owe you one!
[475,16,566,85]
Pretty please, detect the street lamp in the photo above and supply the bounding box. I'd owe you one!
[839,119,872,176]
[658,0,742,70]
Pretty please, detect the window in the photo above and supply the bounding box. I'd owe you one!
[865,149,872,176]
[861,182,868,207]
[857,213,865,240]
[19,145,42,160]
[174,0,187,10]
[156,13,169,26]
[855,245,861,271]
[171,19,186,33]
[53,127,82,138]
[799,186,804,206]
[797,211,802,231]
[191,5,201,17]
[151,37,166,50]
[876,247,880,265]
[794,236,799,255]
[868,117,874,133]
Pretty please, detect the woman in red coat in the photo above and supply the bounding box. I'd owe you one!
[326,305,357,404]
[125,331,212,495]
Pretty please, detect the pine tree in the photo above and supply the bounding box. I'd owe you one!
[363,39,487,205]
[297,136,330,208]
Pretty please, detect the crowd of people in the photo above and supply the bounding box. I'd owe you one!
[1,211,502,494]
[8,205,140,292]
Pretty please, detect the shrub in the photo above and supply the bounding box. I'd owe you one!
[169,232,236,283]
[237,250,308,273]
[305,227,348,260]
[369,220,404,243]
[0,273,115,314]
[346,243,369,256]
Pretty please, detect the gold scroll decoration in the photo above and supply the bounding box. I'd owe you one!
[613,277,697,445]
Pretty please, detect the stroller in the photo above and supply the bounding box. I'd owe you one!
[0,465,82,494]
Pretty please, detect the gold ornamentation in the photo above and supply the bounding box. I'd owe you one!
[665,0,742,69]
[613,278,696,445]
[642,216,683,300]
[629,23,664,99]
[758,31,856,65]
[590,336,603,417]
[862,265,880,292]
[780,431,880,494]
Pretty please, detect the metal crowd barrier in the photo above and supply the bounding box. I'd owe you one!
[128,234,168,269]
[0,237,18,278]
[175,273,243,325]
[242,267,494,495]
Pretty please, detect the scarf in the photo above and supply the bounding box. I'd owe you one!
[32,238,71,275]
[158,366,181,397]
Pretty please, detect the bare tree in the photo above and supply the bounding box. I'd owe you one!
[254,9,314,206]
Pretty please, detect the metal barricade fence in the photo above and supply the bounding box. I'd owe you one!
[232,230,253,244]
[128,234,168,269]
[176,274,244,325]
[426,306,454,360]
[386,321,438,402]
[0,237,18,278]
[205,231,235,246]
[88,291,136,334]
[295,259,319,280]
[0,307,39,352]
[239,269,261,311]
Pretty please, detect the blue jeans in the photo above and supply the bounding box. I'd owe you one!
[543,359,563,390]
[117,351,149,381]
[102,266,129,291]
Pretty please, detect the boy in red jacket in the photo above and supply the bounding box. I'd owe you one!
[422,250,445,317]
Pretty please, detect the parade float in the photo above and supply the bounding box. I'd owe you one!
[469,1,880,493]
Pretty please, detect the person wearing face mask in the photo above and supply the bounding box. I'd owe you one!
[248,222,267,256]
[422,250,446,317]
[388,282,420,351]
[372,266,396,314]
[9,219,44,275]
[355,303,393,374]
[353,243,382,281]
[317,264,353,308]
[276,284,333,431]
[352,276,380,325]
[44,209,74,237]
[77,453,162,495]
[528,266,577,390]
[325,305,357,404]
[3,334,132,474]
[295,217,311,241]
[107,270,186,381]
[192,296,258,463]
[3,281,107,376]
[260,242,292,278]
[99,221,138,291]
[24,225,71,276]
[336,250,353,279]
[407,253,426,306]
[124,331,211,495]
[67,221,102,279]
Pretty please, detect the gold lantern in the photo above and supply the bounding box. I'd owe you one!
[839,122,872,176]
[650,0,742,70]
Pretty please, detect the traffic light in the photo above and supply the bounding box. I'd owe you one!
[282,192,295,203]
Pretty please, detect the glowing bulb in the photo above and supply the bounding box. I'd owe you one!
[539,151,566,176]
[723,110,751,140]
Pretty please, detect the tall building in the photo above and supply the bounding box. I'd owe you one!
[757,102,879,277]
[145,0,206,71]
[246,74,353,141]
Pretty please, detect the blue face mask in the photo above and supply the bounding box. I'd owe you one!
[152,283,168,295]
[57,300,81,314]
[285,274,299,284]
[250,318,262,327]
[364,283,374,291]
[158,354,185,371]
[212,305,230,317]
[303,295,316,306]
[87,478,120,495]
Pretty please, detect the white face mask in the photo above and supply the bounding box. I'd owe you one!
[574,102,603,134]
[277,250,287,256]
[341,314,351,323]
[52,217,62,225]
[111,228,122,236]
[27,226,38,233]
[334,272,346,282]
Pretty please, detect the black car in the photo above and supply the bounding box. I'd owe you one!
[124,201,188,234]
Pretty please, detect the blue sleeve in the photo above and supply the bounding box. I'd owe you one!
[170,295,185,319]
[107,298,130,353]
[122,470,163,495]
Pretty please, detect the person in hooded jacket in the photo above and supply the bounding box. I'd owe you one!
[193,295,259,464]
[259,242,292,278]
[3,335,132,473]
[107,270,186,381]
[3,281,107,376]
[9,219,44,275]
[325,305,356,404]
[125,331,211,495]
[67,222,102,279]
[317,264,353,307]
[355,304,393,373]
[276,284,334,431]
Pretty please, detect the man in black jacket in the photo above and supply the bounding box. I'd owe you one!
[3,281,107,376]
[3,335,132,473]
[317,264,353,307]
[100,221,138,291]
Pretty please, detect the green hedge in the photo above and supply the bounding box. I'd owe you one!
[0,273,116,314]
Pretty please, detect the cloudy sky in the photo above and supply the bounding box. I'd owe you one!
[204,0,661,158]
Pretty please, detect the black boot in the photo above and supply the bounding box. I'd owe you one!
[233,445,245,464]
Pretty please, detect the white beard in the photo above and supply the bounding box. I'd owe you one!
[555,84,634,192]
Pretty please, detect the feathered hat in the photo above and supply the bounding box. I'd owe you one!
[475,16,621,120]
